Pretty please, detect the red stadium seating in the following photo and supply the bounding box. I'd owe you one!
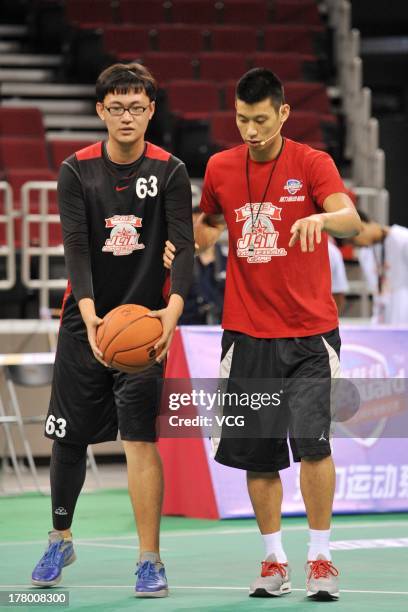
[281,111,326,142]
[272,0,322,26]
[166,81,220,116]
[153,25,207,53]
[221,0,269,25]
[0,138,56,212]
[198,53,248,82]
[210,111,240,148]
[209,25,259,52]
[5,171,57,224]
[248,53,316,82]
[262,25,324,54]
[284,82,330,113]
[65,0,115,27]
[169,0,222,24]
[0,108,45,139]
[139,52,195,83]
[103,26,152,55]
[0,138,50,170]
[119,0,168,24]
[48,140,98,170]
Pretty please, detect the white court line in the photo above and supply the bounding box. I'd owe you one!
[0,520,407,547]
[0,585,407,596]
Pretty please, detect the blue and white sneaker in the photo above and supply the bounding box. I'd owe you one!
[31,530,76,587]
[135,553,168,598]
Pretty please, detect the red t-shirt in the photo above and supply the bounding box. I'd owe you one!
[200,138,348,338]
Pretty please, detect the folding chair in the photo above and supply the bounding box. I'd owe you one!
[0,394,25,493]
[0,362,101,493]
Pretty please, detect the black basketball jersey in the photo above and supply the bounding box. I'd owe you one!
[58,141,194,337]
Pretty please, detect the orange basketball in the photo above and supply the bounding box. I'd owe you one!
[96,304,163,373]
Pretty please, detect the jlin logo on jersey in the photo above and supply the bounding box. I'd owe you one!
[235,202,287,263]
[102,215,145,256]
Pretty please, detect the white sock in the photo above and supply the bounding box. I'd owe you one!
[308,528,331,561]
[262,530,287,563]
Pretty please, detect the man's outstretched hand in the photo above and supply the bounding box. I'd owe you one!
[289,214,325,252]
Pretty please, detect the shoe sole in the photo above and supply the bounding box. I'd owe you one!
[135,589,169,598]
[249,582,291,597]
[307,590,339,601]
[31,552,77,588]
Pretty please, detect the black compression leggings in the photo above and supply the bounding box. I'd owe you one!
[50,441,87,531]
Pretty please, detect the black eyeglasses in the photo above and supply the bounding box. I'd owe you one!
[104,105,149,117]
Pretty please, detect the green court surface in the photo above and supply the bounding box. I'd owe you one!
[1,489,407,611]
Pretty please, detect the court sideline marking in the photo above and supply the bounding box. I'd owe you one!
[0,519,407,547]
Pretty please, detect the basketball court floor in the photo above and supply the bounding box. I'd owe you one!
[0,488,407,611]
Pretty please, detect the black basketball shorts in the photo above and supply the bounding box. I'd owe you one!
[214,328,341,472]
[45,326,163,445]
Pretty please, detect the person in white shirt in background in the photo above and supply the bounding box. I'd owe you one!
[352,210,408,324]
[328,238,349,314]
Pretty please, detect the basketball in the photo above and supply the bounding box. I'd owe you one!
[96,304,163,373]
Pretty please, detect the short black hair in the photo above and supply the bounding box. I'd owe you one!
[96,62,157,103]
[236,68,285,110]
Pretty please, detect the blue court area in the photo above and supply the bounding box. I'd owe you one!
[0,490,407,611]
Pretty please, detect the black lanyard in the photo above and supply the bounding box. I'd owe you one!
[245,137,285,231]
[374,229,387,293]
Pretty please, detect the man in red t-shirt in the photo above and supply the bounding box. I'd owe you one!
[165,68,361,601]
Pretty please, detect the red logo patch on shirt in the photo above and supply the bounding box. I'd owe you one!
[102,215,145,256]
[234,202,287,263]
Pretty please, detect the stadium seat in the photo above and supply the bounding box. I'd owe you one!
[166,81,220,116]
[153,25,208,53]
[284,82,330,113]
[272,0,322,26]
[282,111,325,142]
[210,111,240,148]
[65,0,116,27]
[221,0,269,25]
[0,138,50,171]
[0,108,45,139]
[262,25,324,54]
[119,0,168,24]
[4,171,57,196]
[13,219,63,248]
[103,26,152,55]
[139,52,196,83]
[169,0,221,24]
[209,25,260,52]
[48,140,99,170]
[5,172,57,236]
[198,53,249,82]
[0,138,56,212]
[248,53,316,82]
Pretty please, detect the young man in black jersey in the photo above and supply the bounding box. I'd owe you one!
[31,63,194,598]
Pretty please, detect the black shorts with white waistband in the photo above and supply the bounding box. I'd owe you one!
[214,328,341,473]
[44,326,163,445]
